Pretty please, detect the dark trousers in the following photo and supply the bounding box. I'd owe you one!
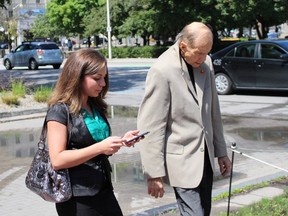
[56,188,123,216]
[173,149,213,216]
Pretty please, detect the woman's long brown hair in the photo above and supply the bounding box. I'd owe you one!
[48,49,109,116]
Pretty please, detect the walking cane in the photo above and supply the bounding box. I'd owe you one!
[227,142,236,216]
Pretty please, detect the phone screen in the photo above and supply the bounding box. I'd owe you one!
[126,131,150,143]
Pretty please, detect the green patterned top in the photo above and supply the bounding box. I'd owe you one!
[81,107,110,142]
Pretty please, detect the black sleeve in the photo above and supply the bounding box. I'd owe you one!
[46,103,68,126]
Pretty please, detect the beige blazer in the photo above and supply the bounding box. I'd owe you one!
[137,43,228,188]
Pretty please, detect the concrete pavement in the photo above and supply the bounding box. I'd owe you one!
[0,114,287,216]
[0,58,288,215]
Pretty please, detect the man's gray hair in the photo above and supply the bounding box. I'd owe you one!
[175,22,213,47]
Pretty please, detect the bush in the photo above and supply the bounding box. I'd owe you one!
[0,80,26,105]
[34,86,53,103]
[1,91,19,105]
[12,81,26,97]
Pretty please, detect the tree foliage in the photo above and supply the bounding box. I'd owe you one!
[0,0,10,9]
[83,0,156,45]
[30,14,58,40]
[118,0,156,45]
[83,1,114,37]
[215,0,288,39]
[39,0,288,45]
[47,0,101,36]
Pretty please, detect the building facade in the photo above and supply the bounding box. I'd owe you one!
[7,0,48,45]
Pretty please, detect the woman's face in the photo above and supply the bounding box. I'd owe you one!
[81,66,107,98]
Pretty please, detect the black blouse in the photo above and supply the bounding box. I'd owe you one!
[46,103,112,197]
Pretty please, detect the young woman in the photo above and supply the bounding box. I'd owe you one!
[46,48,139,216]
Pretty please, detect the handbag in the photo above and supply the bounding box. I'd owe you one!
[25,104,72,203]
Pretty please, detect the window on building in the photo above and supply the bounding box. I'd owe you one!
[8,10,13,18]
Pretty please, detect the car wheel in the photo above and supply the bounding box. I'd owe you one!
[29,59,38,70]
[4,59,12,70]
[215,73,233,95]
[53,64,61,69]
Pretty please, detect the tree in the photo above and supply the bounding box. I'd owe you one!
[215,0,288,39]
[0,0,10,9]
[30,14,59,41]
[83,0,127,47]
[47,0,102,41]
[0,3,17,50]
[47,0,288,48]
[150,0,224,43]
[150,0,288,41]
[84,0,157,46]
[118,0,156,46]
[150,0,194,42]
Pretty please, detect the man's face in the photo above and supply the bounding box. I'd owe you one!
[180,40,212,68]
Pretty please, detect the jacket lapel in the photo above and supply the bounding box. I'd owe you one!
[173,43,207,106]
[176,49,198,103]
[193,67,206,109]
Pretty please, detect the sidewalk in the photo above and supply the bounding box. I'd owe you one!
[1,58,288,215]
[0,112,287,216]
[1,112,287,216]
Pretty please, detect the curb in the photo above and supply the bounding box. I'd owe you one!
[0,108,47,123]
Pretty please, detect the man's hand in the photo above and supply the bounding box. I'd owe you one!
[147,177,165,198]
[218,156,231,177]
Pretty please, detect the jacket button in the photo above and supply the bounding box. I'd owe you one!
[200,148,204,152]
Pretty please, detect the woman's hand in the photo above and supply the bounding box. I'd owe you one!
[98,136,126,155]
[122,130,140,147]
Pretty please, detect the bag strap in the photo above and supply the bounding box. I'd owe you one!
[38,103,71,149]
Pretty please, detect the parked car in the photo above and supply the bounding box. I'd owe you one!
[0,42,8,49]
[3,41,64,70]
[211,39,288,94]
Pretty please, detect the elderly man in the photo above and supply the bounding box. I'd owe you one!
[137,22,231,216]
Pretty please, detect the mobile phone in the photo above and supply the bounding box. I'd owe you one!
[126,131,150,143]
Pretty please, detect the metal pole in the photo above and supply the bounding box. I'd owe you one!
[232,149,288,173]
[106,0,112,59]
[227,142,236,216]
[111,105,114,119]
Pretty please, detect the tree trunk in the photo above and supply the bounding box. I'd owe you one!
[255,15,267,39]
[142,34,147,46]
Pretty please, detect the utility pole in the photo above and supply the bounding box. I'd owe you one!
[106,0,112,59]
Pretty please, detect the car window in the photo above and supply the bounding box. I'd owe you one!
[30,44,37,49]
[39,44,59,50]
[225,48,235,57]
[260,44,286,59]
[15,45,24,52]
[23,44,32,51]
[235,44,256,58]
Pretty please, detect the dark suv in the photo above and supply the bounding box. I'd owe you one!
[3,41,64,70]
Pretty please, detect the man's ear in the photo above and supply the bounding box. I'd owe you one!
[179,41,187,52]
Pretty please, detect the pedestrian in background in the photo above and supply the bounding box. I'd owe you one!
[67,39,73,51]
[46,48,140,216]
[87,36,92,48]
[137,22,231,216]
[61,38,66,51]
